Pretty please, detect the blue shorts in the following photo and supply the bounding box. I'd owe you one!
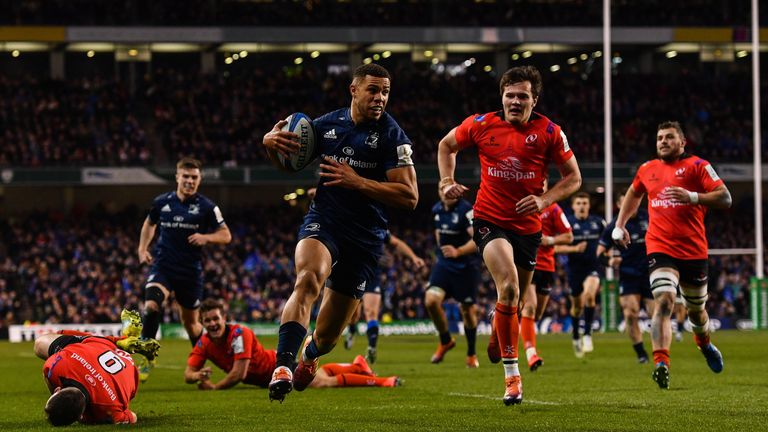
[428,261,480,305]
[299,215,382,300]
[619,274,653,299]
[146,267,203,309]
[567,268,600,297]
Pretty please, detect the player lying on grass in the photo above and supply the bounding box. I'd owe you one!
[184,298,401,390]
[33,322,160,426]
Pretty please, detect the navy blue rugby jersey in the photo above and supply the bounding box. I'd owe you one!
[309,108,414,246]
[147,192,226,274]
[599,209,649,278]
[566,213,606,271]
[432,199,478,269]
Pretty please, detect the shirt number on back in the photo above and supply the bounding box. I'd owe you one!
[98,351,126,375]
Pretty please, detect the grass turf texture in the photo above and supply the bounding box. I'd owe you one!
[1,331,766,431]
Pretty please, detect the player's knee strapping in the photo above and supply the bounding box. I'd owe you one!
[145,285,166,306]
[649,271,678,296]
[680,285,708,312]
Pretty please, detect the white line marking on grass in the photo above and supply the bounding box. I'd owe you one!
[448,392,563,405]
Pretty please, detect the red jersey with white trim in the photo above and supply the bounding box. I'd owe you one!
[455,111,574,234]
[536,203,572,272]
[631,154,724,259]
[187,324,277,387]
[43,337,138,424]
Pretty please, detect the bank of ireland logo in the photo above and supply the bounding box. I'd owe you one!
[305,223,320,232]
[342,146,355,156]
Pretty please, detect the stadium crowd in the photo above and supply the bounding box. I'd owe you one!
[1,63,765,167]
[0,75,150,166]
[0,200,759,337]
[2,0,760,27]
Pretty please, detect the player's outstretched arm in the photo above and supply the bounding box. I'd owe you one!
[437,128,469,199]
[518,157,582,216]
[389,234,425,268]
[319,156,418,209]
[614,185,645,248]
[662,184,732,209]
[137,217,157,264]
[188,225,232,246]
[184,365,212,384]
[207,359,249,390]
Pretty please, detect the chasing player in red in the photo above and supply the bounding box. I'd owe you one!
[438,66,582,405]
[34,327,159,426]
[184,299,400,390]
[613,121,731,389]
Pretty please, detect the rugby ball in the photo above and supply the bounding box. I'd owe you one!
[278,113,317,172]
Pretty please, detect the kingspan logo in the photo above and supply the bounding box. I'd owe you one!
[487,157,536,181]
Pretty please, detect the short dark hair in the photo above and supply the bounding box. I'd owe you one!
[200,298,225,316]
[657,121,685,140]
[353,63,391,82]
[177,157,203,170]
[45,387,86,427]
[571,191,591,202]
[499,66,543,98]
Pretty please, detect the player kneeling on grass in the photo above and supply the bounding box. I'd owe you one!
[34,328,159,426]
[184,299,401,390]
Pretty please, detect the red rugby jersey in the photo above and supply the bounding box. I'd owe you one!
[631,154,724,260]
[535,203,572,272]
[43,337,138,424]
[455,111,574,234]
[187,324,277,387]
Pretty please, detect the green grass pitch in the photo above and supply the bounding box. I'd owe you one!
[1,331,766,431]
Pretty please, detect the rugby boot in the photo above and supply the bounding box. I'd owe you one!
[293,336,319,391]
[652,362,670,390]
[135,354,156,383]
[117,336,160,361]
[466,355,479,368]
[365,346,377,364]
[430,338,456,364]
[572,339,585,359]
[699,343,724,373]
[353,355,374,376]
[120,309,142,338]
[268,366,293,402]
[528,353,543,372]
[382,376,402,387]
[503,376,523,406]
[344,332,354,350]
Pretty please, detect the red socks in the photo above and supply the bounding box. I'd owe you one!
[520,316,536,350]
[335,374,394,387]
[653,349,670,366]
[494,302,519,360]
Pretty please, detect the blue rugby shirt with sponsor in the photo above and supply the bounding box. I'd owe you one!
[432,199,478,270]
[566,213,606,272]
[147,192,226,276]
[599,209,649,278]
[309,108,414,247]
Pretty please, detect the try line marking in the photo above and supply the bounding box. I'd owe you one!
[448,392,563,405]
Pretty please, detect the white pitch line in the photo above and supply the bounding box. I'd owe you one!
[448,392,563,406]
